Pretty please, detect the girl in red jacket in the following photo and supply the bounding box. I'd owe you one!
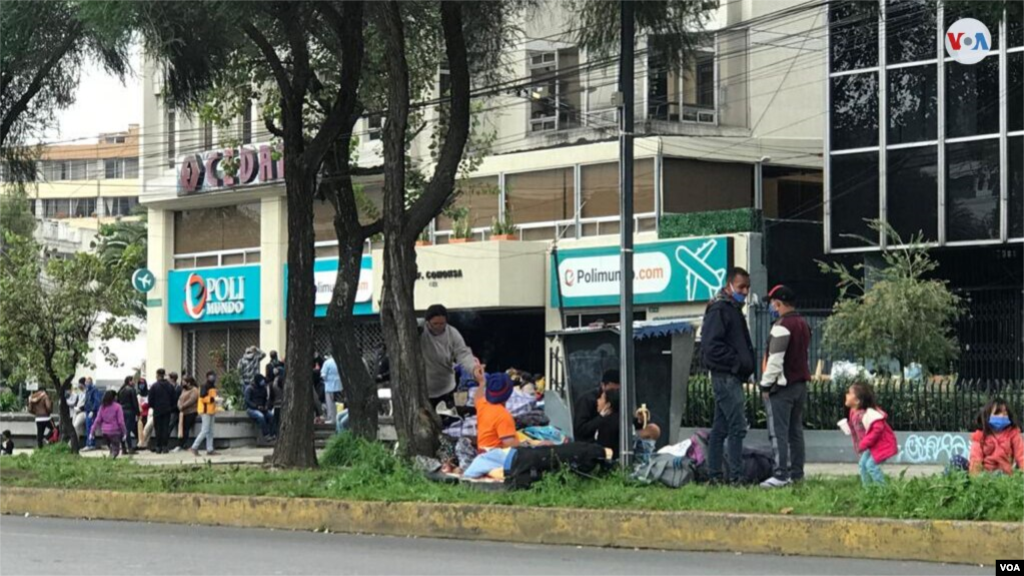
[840,383,898,486]
[969,398,1024,476]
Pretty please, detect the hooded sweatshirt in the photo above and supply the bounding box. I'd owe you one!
[178,386,199,416]
[28,391,52,420]
[237,346,266,386]
[969,427,1024,475]
[90,402,126,438]
[848,407,898,464]
[420,325,476,399]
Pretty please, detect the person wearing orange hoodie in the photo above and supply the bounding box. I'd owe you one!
[969,398,1024,476]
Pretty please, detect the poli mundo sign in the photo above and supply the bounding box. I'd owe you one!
[167,265,261,324]
[550,237,732,308]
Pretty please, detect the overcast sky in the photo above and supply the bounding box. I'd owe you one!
[42,50,143,145]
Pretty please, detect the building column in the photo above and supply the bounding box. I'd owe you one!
[260,196,288,363]
[146,208,181,376]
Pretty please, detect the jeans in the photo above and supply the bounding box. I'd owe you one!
[335,410,350,435]
[179,413,198,449]
[324,392,340,427]
[191,414,215,453]
[153,413,172,452]
[859,451,885,485]
[763,382,807,481]
[85,413,96,447]
[247,409,273,437]
[104,433,122,458]
[35,420,54,448]
[707,372,747,483]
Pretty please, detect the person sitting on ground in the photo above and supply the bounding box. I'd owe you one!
[969,397,1024,476]
[573,369,621,443]
[244,374,275,443]
[584,388,659,459]
[475,370,552,452]
[1,430,13,456]
[839,382,897,486]
[28,389,54,449]
[90,390,127,459]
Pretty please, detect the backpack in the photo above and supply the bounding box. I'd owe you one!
[633,453,696,488]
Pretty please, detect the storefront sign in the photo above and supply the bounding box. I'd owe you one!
[416,268,464,281]
[178,143,284,195]
[167,265,261,324]
[284,256,374,317]
[550,237,732,308]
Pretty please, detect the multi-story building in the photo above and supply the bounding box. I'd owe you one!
[825,0,1023,379]
[140,1,828,379]
[1,124,143,257]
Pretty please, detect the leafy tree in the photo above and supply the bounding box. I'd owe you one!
[92,216,147,318]
[0,188,37,245]
[818,221,963,375]
[0,233,138,453]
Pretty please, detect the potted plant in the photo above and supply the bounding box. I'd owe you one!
[490,212,518,241]
[450,208,473,243]
[415,228,431,247]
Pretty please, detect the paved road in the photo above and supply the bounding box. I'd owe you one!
[1,516,985,575]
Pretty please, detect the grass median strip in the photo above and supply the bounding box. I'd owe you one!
[2,437,1021,523]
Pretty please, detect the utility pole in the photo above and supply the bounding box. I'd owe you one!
[617,0,635,468]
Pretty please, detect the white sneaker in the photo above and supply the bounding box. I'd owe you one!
[760,477,792,489]
[81,446,96,452]
[170,447,182,453]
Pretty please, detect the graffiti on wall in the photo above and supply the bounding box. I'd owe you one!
[897,433,970,464]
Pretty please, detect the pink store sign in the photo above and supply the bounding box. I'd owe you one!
[178,143,284,195]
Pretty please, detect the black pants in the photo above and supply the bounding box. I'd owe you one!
[154,413,172,452]
[179,413,198,449]
[123,412,138,451]
[35,420,54,448]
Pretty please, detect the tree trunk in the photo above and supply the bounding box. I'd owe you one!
[54,375,78,453]
[270,157,318,469]
[325,142,379,441]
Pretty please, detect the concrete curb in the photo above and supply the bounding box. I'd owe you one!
[2,487,1020,565]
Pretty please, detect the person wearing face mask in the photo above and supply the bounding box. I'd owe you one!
[757,285,811,488]
[700,267,755,485]
[420,304,480,410]
[969,398,1024,476]
[191,371,219,456]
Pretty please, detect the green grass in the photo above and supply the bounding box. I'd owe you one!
[2,437,1022,523]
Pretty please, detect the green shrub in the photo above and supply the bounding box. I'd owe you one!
[218,370,244,411]
[0,389,21,412]
[659,208,760,239]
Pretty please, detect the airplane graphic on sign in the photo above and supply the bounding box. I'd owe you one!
[674,239,726,301]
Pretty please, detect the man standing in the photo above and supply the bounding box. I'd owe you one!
[759,285,811,488]
[81,377,103,451]
[320,355,343,427]
[147,369,176,454]
[572,369,620,442]
[265,350,284,382]
[117,376,140,454]
[701,267,755,485]
[420,304,477,409]
[238,346,265,387]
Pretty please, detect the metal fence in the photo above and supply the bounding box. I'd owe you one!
[313,320,385,369]
[181,325,261,378]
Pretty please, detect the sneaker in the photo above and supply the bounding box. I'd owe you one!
[760,477,792,489]
[81,446,96,452]
[171,447,182,453]
[205,451,218,456]
[190,448,199,457]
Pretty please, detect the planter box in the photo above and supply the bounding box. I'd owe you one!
[415,241,431,247]
[448,238,472,244]
[490,234,517,241]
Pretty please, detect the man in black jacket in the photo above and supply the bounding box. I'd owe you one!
[701,267,755,485]
[147,369,176,454]
[573,369,620,442]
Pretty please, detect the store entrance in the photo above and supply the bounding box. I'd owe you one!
[447,309,545,376]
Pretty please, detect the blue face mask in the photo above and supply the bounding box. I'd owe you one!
[730,287,746,304]
[769,304,781,321]
[989,415,1011,431]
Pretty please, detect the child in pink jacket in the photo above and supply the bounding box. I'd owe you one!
[90,390,127,459]
[839,382,898,486]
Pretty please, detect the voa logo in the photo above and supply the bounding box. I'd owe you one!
[183,273,247,320]
[945,18,991,65]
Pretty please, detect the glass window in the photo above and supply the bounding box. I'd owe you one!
[886,0,937,65]
[830,1,879,73]
[436,177,500,231]
[944,1,1001,49]
[830,152,880,248]
[1010,136,1023,239]
[888,65,937,144]
[887,146,938,242]
[104,159,122,179]
[124,158,139,179]
[174,203,261,254]
[831,73,879,150]
[166,108,176,169]
[945,58,1000,138]
[946,139,1000,241]
[663,158,752,213]
[1009,0,1023,48]
[241,102,252,144]
[1010,52,1023,133]
[71,198,96,218]
[580,160,655,219]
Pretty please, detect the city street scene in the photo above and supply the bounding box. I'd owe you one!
[1,1,1022,575]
